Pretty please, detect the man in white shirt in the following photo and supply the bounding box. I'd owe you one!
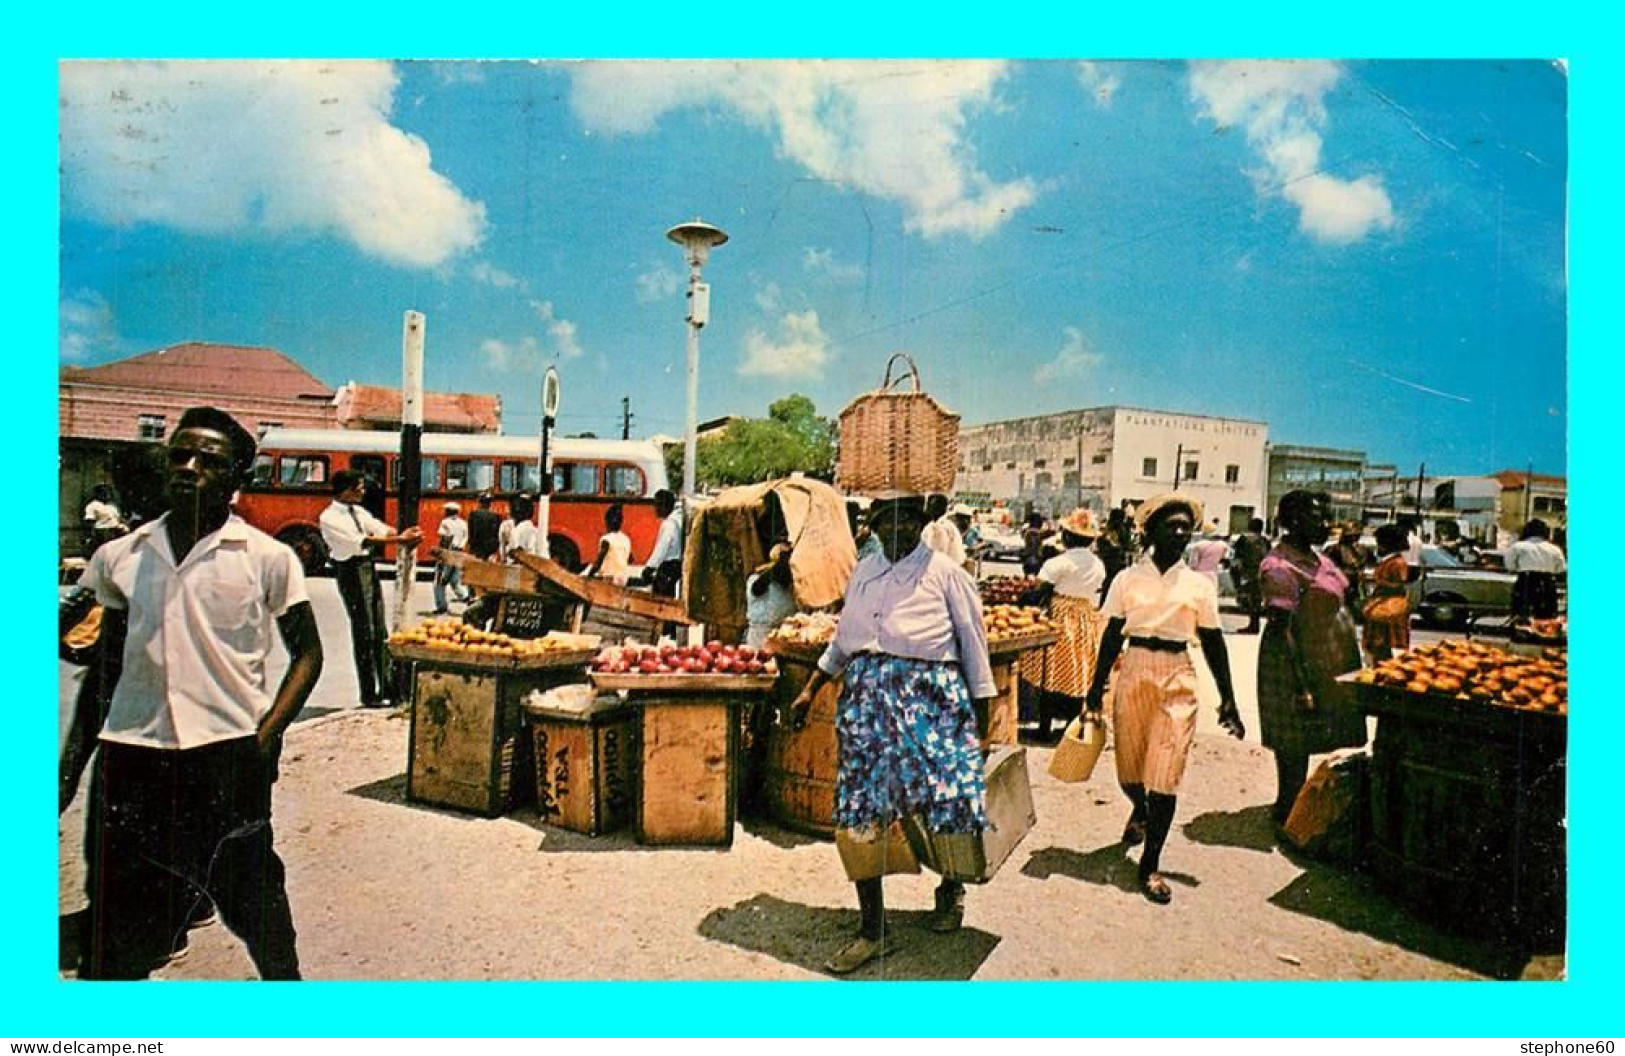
[1506,518,1568,620]
[433,501,471,614]
[77,407,323,979]
[637,489,684,597]
[319,470,422,708]
[921,493,968,568]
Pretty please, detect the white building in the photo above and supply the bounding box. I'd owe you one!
[957,406,1269,532]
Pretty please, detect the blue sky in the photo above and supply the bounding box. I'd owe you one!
[60,59,1567,475]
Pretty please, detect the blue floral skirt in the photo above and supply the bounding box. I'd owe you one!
[834,653,987,836]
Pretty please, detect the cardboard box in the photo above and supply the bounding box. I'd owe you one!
[633,695,743,847]
[527,696,636,836]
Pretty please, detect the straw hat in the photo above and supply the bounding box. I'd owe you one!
[1134,493,1204,534]
[1058,508,1099,540]
[443,501,461,513]
[866,491,928,518]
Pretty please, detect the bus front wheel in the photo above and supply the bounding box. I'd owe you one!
[549,536,582,573]
[279,525,331,577]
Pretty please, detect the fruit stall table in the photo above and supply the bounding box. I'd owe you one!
[760,627,1058,837]
[389,626,599,818]
[1341,642,1567,950]
[591,662,779,848]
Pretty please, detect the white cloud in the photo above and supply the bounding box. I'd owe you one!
[59,60,486,268]
[1076,61,1121,107]
[481,301,586,371]
[480,336,540,371]
[470,261,521,288]
[636,264,680,303]
[740,309,830,379]
[803,247,864,283]
[1188,60,1395,244]
[566,60,1036,240]
[754,282,783,313]
[60,289,118,362]
[531,300,585,360]
[1033,327,1104,384]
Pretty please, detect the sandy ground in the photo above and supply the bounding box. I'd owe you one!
[56,573,1560,982]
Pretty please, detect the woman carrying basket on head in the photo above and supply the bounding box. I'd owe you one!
[1083,493,1246,905]
[785,491,996,975]
[1020,507,1107,742]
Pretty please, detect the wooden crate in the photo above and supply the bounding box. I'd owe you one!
[631,693,754,847]
[1349,679,1566,949]
[406,659,590,817]
[526,697,636,836]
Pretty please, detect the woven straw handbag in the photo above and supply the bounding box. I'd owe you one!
[1048,714,1107,783]
[837,353,960,495]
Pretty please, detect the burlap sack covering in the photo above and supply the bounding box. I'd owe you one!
[682,477,857,645]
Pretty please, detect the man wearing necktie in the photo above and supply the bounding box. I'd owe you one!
[319,470,422,708]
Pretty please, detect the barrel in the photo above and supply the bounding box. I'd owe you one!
[763,653,840,836]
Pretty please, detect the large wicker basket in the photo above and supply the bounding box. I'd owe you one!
[837,354,960,495]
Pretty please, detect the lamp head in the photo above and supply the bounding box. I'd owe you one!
[666,219,729,267]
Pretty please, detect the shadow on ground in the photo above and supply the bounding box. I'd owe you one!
[1268,861,1538,980]
[1182,804,1278,853]
[738,816,829,851]
[698,893,999,981]
[1019,844,1199,895]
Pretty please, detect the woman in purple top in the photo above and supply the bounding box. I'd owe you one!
[1256,490,1367,825]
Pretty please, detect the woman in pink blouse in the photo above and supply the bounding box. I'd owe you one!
[1255,490,1367,826]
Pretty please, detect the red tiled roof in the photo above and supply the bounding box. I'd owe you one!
[338,384,501,432]
[60,342,334,401]
[1490,470,1567,488]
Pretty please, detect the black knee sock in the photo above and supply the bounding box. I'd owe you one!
[1140,792,1178,877]
[1122,782,1147,823]
[1274,754,1309,822]
[857,879,885,941]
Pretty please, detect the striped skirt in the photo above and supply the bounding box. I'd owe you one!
[1019,593,1103,699]
[1110,646,1200,795]
[834,653,987,837]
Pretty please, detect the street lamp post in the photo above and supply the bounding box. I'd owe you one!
[666,218,729,503]
[537,366,560,559]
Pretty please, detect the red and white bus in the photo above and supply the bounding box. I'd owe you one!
[238,428,670,574]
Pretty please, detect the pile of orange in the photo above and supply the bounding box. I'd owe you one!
[1357,639,1566,714]
[389,618,580,660]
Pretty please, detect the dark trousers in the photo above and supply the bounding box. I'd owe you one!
[81,737,300,980]
[335,556,392,705]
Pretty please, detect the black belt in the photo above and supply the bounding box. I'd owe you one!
[1128,636,1188,653]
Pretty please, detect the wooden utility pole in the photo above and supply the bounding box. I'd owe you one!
[394,311,425,630]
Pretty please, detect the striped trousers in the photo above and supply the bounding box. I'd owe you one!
[1111,647,1199,795]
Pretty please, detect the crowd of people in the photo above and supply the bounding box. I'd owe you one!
[61,407,1570,981]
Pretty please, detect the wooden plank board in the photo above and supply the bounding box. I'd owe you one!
[987,629,1060,659]
[388,642,598,672]
[636,698,737,846]
[513,552,693,624]
[460,558,542,594]
[591,672,778,694]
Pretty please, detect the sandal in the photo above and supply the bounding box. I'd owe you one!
[1122,818,1147,846]
[1140,871,1172,905]
[824,934,898,975]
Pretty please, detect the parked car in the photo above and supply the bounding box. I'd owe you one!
[1407,545,1519,628]
[978,524,1025,563]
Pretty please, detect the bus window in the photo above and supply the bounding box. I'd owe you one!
[499,462,523,493]
[553,462,599,495]
[250,454,275,487]
[278,455,329,488]
[391,458,441,492]
[352,455,388,519]
[604,464,646,496]
[447,459,496,493]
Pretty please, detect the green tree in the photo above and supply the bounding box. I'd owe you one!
[664,394,837,490]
